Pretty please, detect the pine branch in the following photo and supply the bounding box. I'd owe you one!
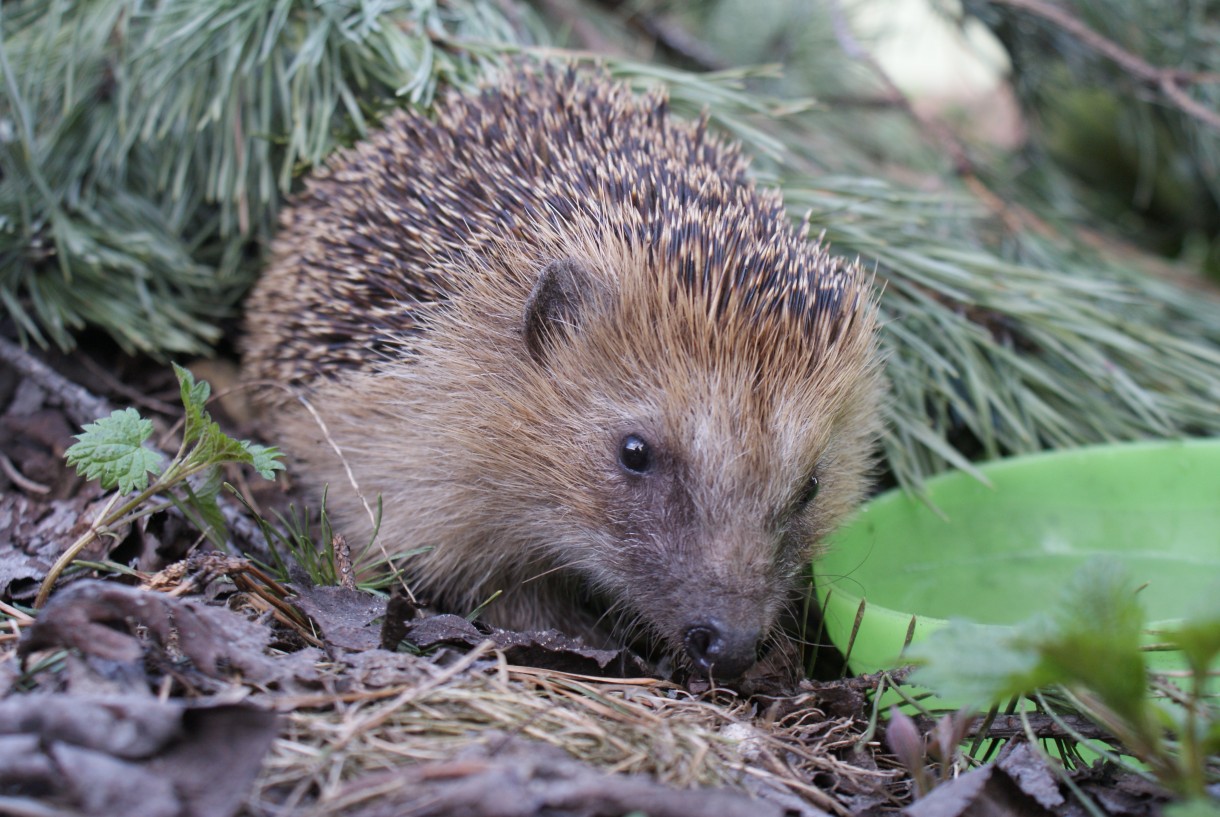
[0,0,535,356]
[784,177,1220,485]
[952,0,1220,282]
[4,0,1220,492]
[986,0,1220,132]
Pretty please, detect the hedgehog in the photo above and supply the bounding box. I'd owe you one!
[243,64,884,679]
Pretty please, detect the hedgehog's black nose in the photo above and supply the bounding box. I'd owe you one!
[683,619,760,679]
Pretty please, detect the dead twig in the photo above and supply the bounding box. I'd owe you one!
[988,0,1220,132]
[0,599,35,626]
[0,336,113,427]
[533,0,620,55]
[913,710,1115,742]
[78,354,179,416]
[621,10,729,71]
[0,451,51,494]
[589,0,729,71]
[824,0,1064,240]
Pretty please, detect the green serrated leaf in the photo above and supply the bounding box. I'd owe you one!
[64,407,163,493]
[1164,798,1220,817]
[907,620,1054,706]
[211,430,250,463]
[169,362,285,482]
[192,463,225,504]
[1202,718,1220,758]
[243,442,285,480]
[1164,585,1220,676]
[184,417,243,468]
[1031,560,1148,723]
[908,560,1150,714]
[173,363,212,447]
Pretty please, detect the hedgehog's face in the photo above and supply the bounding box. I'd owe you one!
[516,255,882,679]
[579,415,828,679]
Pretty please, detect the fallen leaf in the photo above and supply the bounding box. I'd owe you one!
[904,764,1055,817]
[288,583,386,653]
[19,580,285,686]
[998,742,1065,809]
[397,614,652,677]
[0,694,277,817]
[0,694,182,757]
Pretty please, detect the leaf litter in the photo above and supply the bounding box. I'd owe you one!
[6,562,904,816]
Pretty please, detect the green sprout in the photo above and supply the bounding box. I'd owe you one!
[908,560,1220,807]
[39,363,284,607]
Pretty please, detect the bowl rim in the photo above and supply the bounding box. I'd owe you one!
[814,437,1220,672]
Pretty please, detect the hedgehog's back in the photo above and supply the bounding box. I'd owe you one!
[242,66,754,393]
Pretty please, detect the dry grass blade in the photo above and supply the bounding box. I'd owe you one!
[248,651,900,816]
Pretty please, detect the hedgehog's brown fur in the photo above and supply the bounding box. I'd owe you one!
[243,64,884,677]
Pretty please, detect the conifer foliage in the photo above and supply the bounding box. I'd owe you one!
[3,0,1219,486]
[0,0,524,355]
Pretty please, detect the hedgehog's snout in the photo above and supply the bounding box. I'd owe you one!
[682,618,761,680]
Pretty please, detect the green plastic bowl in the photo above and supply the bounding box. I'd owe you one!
[816,438,1220,676]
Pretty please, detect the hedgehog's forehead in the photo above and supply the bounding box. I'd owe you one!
[551,195,864,348]
[588,296,842,489]
[582,264,864,432]
[604,236,867,365]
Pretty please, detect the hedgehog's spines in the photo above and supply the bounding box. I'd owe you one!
[244,62,873,397]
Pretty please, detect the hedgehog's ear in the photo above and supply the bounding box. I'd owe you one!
[523,257,600,364]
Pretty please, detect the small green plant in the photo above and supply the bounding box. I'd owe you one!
[908,560,1220,809]
[39,363,284,607]
[234,486,401,592]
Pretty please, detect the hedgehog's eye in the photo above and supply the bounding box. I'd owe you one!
[618,434,652,474]
[796,475,820,509]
